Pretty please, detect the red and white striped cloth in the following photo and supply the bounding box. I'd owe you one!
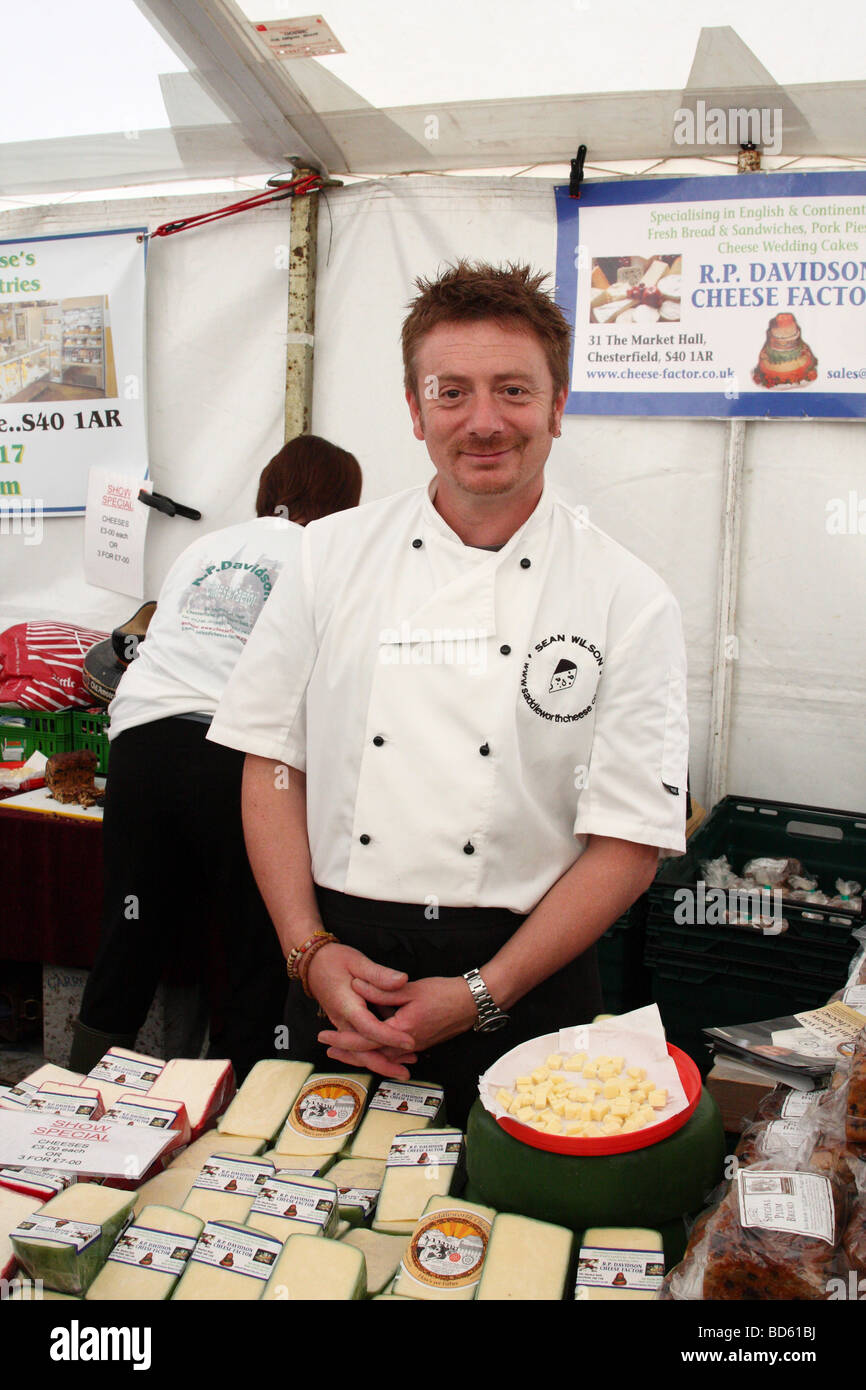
[0,621,108,710]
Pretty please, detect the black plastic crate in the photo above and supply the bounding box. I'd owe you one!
[649,796,865,967]
[597,894,652,1016]
[644,905,855,980]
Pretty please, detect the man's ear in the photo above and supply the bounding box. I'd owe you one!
[551,385,568,438]
[406,387,425,441]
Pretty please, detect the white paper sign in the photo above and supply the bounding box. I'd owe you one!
[0,1107,173,1180]
[84,468,149,596]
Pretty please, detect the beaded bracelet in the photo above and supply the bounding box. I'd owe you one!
[297,932,339,998]
[285,929,338,981]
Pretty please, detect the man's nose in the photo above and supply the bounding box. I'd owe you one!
[464,388,506,436]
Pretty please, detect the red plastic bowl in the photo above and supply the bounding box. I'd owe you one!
[496,1043,702,1156]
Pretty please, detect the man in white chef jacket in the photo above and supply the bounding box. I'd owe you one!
[209,262,689,1126]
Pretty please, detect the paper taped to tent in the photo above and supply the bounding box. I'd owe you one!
[1,0,864,814]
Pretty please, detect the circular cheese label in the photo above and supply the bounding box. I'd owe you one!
[289,1077,367,1138]
[403,1209,491,1290]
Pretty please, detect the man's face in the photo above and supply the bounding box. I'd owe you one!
[406,319,566,508]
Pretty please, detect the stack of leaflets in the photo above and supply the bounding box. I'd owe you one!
[704,1000,866,1090]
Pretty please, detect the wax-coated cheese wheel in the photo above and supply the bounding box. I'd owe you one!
[85,1205,204,1301]
[476,1212,573,1300]
[261,1232,366,1301]
[10,1184,136,1295]
[466,1089,724,1232]
[216,1059,312,1142]
[575,1226,664,1301]
[392,1195,496,1301]
[340,1228,409,1296]
[272,1072,371,1157]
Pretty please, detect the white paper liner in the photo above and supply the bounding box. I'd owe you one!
[479,1005,689,1138]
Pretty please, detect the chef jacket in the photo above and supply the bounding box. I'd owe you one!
[208,480,689,914]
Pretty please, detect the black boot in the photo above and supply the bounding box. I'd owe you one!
[68,1018,137,1074]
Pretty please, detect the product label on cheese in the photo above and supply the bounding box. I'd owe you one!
[191,1157,272,1198]
[336,1186,378,1217]
[779,1090,823,1119]
[0,1081,37,1109]
[250,1177,335,1228]
[87,1051,163,1093]
[0,1165,76,1199]
[283,1076,368,1140]
[103,1098,180,1130]
[400,1207,490,1293]
[108,1222,197,1276]
[369,1082,443,1118]
[28,1088,101,1120]
[575,1246,665,1294]
[736,1170,835,1244]
[386,1133,462,1169]
[11,1213,103,1252]
[190,1222,282,1280]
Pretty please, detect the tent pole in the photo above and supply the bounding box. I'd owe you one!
[707,417,746,810]
[284,178,319,441]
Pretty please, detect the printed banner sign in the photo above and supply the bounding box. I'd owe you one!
[0,227,148,514]
[555,171,866,418]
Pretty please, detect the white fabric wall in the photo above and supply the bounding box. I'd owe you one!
[1,178,863,813]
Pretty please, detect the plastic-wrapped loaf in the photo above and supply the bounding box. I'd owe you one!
[845,1027,866,1147]
[665,1162,849,1301]
[842,1161,866,1278]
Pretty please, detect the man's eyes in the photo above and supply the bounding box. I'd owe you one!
[438,385,527,400]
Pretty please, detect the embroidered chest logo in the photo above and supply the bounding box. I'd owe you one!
[520,634,604,723]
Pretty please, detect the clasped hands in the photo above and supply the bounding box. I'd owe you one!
[306,942,477,1080]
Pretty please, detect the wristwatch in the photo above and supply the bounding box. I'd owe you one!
[462,968,510,1033]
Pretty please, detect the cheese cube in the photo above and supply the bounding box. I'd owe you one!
[544,1055,563,1071]
[564,1054,586,1072]
[648,1090,668,1109]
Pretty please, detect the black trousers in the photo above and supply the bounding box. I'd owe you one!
[284,886,603,1130]
[79,717,286,1081]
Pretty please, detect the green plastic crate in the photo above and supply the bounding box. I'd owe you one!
[71,708,111,776]
[0,705,73,761]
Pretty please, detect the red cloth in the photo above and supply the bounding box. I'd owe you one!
[0,621,107,710]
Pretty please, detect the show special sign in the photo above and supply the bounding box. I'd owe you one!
[555,172,866,418]
[0,227,147,514]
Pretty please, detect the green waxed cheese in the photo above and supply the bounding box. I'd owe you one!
[10,1185,137,1296]
[465,1088,725,1232]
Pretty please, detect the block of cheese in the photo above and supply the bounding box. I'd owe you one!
[28,1083,104,1122]
[261,1232,366,1301]
[85,1204,204,1301]
[215,1059,312,1142]
[147,1057,235,1139]
[182,1154,274,1225]
[1,1065,85,1110]
[574,1227,664,1300]
[169,1132,265,1170]
[392,1195,495,1301]
[172,1220,282,1301]
[246,1173,338,1241]
[272,1071,371,1157]
[1,1186,45,1280]
[0,1163,78,1203]
[373,1129,464,1235]
[476,1212,573,1300]
[86,1047,165,1111]
[347,1079,444,1160]
[340,1228,409,1296]
[133,1167,195,1217]
[10,1183,136,1295]
[103,1092,191,1163]
[261,1150,335,1179]
[327,1157,387,1225]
